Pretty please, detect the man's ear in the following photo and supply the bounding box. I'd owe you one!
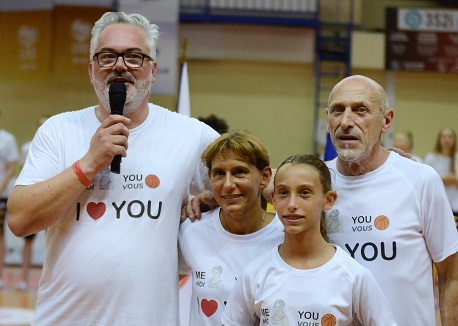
[381,109,394,135]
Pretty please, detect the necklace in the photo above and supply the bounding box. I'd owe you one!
[220,210,266,234]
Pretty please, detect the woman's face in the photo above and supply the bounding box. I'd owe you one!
[440,129,455,153]
[209,150,270,217]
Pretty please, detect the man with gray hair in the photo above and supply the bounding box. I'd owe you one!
[325,75,458,325]
[8,12,218,325]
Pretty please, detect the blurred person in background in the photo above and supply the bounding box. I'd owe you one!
[424,128,458,228]
[0,109,19,289]
[393,130,422,163]
[198,114,229,135]
[16,115,49,291]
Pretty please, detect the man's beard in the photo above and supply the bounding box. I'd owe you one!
[93,72,152,115]
[335,144,364,162]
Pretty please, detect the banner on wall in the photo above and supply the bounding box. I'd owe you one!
[118,0,179,95]
[385,7,458,73]
[0,0,53,80]
[53,0,112,76]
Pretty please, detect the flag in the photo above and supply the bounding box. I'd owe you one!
[323,132,337,161]
[177,59,192,326]
[177,61,191,116]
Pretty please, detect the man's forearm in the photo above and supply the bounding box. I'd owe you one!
[438,253,458,325]
[7,166,90,237]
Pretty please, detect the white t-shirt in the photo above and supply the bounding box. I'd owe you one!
[424,152,458,212]
[179,208,284,326]
[326,152,458,325]
[222,245,396,326]
[15,104,219,326]
[0,129,19,197]
[21,140,31,166]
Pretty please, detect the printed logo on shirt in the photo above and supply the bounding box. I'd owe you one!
[321,313,336,326]
[345,240,397,262]
[350,215,373,232]
[86,202,106,220]
[121,173,160,190]
[327,210,392,233]
[347,213,396,261]
[195,266,227,318]
[207,265,224,289]
[326,209,343,234]
[296,309,321,326]
[75,170,163,221]
[75,200,163,221]
[270,299,289,325]
[90,168,162,191]
[326,210,397,262]
[194,265,225,289]
[374,215,390,230]
[350,214,391,233]
[262,301,334,326]
[98,168,114,190]
[88,168,162,191]
[200,298,218,317]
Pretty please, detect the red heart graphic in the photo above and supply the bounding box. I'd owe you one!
[87,202,106,220]
[201,299,218,317]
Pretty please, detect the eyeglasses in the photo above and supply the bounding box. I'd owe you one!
[93,52,153,68]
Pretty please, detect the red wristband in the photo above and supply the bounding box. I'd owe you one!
[72,160,92,187]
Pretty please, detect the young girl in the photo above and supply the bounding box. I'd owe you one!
[222,154,396,326]
[179,130,284,326]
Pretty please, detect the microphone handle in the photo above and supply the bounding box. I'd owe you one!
[108,82,126,174]
[111,155,122,174]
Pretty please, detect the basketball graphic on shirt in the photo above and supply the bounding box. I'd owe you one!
[321,313,336,326]
[145,174,160,188]
[374,215,390,230]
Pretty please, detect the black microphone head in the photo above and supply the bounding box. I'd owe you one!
[109,82,127,115]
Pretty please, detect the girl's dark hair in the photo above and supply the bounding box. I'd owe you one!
[274,154,332,242]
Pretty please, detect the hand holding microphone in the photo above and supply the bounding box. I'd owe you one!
[109,82,127,174]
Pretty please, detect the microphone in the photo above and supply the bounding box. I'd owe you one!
[109,82,127,174]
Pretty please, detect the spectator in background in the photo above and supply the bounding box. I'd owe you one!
[19,115,50,168]
[198,114,229,134]
[0,109,19,289]
[393,131,422,163]
[424,128,458,227]
[16,114,49,291]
